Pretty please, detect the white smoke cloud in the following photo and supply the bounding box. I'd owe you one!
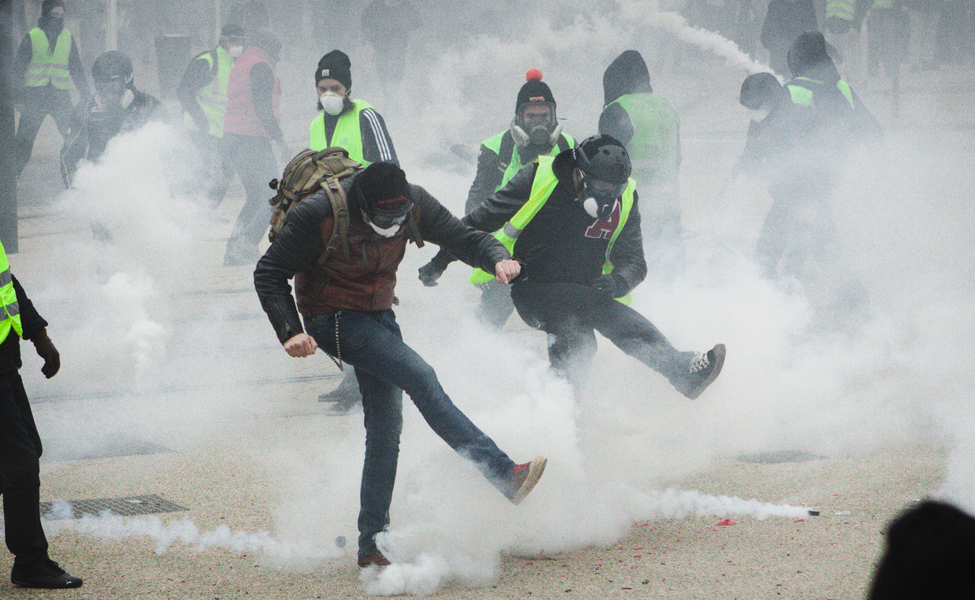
[15,0,975,596]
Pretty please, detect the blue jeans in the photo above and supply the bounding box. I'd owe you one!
[304,309,516,556]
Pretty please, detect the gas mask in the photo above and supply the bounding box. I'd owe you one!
[320,92,346,116]
[510,106,562,148]
[576,173,625,220]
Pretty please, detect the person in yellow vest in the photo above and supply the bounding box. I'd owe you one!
[461,68,574,330]
[0,241,82,589]
[309,49,398,412]
[309,50,397,165]
[419,135,725,398]
[177,24,247,211]
[599,50,683,281]
[12,0,89,178]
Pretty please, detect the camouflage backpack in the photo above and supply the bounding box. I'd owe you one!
[267,146,362,261]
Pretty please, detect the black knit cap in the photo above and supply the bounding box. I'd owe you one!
[41,0,64,17]
[316,50,352,90]
[355,162,412,218]
[515,69,556,114]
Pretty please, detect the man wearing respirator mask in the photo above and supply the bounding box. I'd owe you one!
[308,50,398,166]
[419,134,725,400]
[307,49,399,413]
[453,69,575,330]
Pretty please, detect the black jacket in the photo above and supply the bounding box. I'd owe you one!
[0,276,49,374]
[461,148,646,296]
[254,177,510,344]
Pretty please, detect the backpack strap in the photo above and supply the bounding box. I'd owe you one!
[404,210,424,248]
[319,175,351,263]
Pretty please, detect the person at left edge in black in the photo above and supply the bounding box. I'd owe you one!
[0,240,83,589]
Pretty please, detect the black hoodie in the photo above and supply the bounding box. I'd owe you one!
[598,50,654,148]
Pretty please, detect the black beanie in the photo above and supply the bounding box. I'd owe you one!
[355,162,411,217]
[41,0,64,17]
[316,50,352,90]
[515,69,556,114]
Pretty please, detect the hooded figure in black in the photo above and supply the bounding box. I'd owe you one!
[598,50,682,282]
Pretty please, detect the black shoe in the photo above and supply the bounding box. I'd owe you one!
[677,344,726,400]
[11,558,83,589]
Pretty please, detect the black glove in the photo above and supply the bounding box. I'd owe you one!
[591,274,622,298]
[418,256,449,287]
[31,330,60,379]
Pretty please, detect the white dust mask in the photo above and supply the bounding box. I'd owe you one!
[320,92,345,116]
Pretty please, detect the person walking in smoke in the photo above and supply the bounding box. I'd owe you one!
[59,50,164,188]
[419,135,725,398]
[738,32,881,327]
[599,50,683,281]
[308,49,399,413]
[0,240,83,589]
[177,24,248,212]
[13,0,90,179]
[452,68,575,330]
[222,29,290,267]
[254,161,547,568]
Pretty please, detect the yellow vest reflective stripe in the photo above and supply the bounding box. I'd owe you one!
[308,100,374,164]
[26,28,72,89]
[482,131,575,191]
[827,0,855,20]
[0,241,24,343]
[787,77,855,110]
[469,156,636,304]
[184,47,234,136]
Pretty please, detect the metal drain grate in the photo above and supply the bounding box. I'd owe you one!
[737,450,827,465]
[40,495,188,519]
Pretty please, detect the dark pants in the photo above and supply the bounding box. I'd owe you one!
[191,132,236,211]
[510,281,691,388]
[304,309,515,556]
[15,86,73,177]
[223,133,277,262]
[475,281,515,330]
[0,372,49,566]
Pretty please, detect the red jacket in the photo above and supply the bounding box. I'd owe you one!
[223,46,280,137]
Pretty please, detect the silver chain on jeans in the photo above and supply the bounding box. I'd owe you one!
[326,310,344,371]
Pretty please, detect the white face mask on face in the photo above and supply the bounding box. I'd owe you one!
[320,92,345,116]
[749,108,769,122]
[229,45,245,58]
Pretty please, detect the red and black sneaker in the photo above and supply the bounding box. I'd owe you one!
[507,456,547,505]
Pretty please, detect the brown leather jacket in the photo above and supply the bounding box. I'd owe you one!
[255,179,510,344]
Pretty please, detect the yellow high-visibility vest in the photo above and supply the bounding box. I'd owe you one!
[469,155,636,304]
[0,240,24,343]
[26,27,73,89]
